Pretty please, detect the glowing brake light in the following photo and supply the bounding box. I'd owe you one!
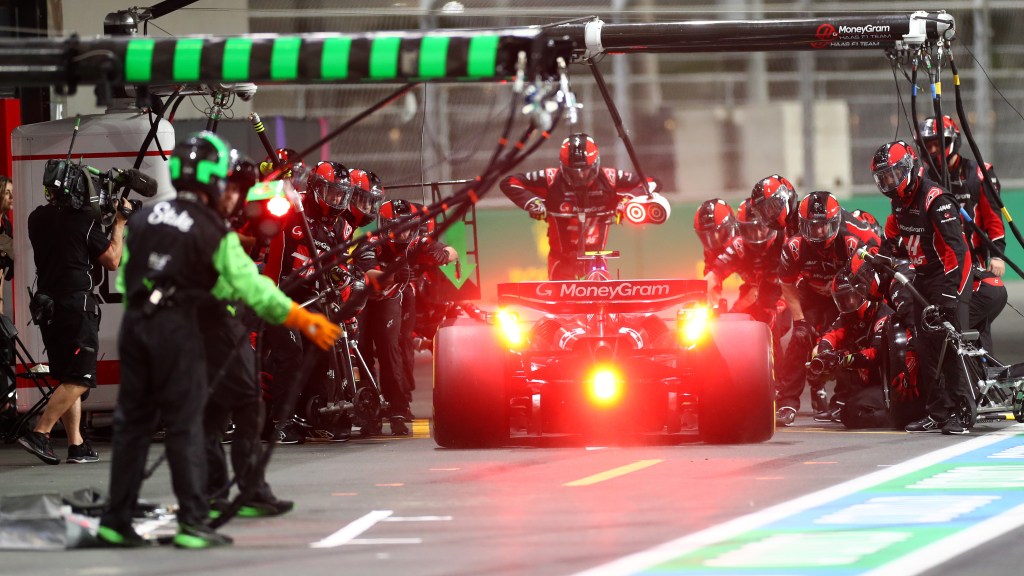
[495,308,525,349]
[677,305,711,347]
[267,194,291,217]
[244,181,294,238]
[586,365,623,407]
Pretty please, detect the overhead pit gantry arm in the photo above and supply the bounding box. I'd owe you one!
[0,11,953,91]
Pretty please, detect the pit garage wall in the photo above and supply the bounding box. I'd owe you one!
[471,191,1024,301]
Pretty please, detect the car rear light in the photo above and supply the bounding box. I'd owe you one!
[677,305,711,347]
[267,194,291,217]
[495,308,526,349]
[586,365,623,407]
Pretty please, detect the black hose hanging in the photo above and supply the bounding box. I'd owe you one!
[910,55,943,183]
[947,49,1024,255]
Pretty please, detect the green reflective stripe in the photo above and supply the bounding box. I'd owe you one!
[369,36,400,79]
[173,38,204,82]
[270,37,302,80]
[467,35,499,78]
[246,181,284,202]
[125,39,156,83]
[321,37,351,80]
[168,156,181,179]
[197,132,230,183]
[419,36,449,78]
[222,38,253,81]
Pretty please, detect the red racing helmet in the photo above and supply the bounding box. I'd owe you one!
[693,198,737,252]
[346,168,384,228]
[307,161,351,217]
[736,199,777,248]
[871,140,922,202]
[559,133,601,188]
[798,190,842,250]
[750,174,797,231]
[918,115,961,166]
[378,198,418,250]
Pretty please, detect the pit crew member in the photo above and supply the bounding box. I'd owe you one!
[499,133,653,280]
[355,199,456,436]
[775,191,880,426]
[872,140,974,435]
[99,132,339,548]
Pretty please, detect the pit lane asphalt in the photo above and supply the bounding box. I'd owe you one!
[2,284,1023,576]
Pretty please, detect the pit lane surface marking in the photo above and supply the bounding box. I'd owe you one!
[573,424,1024,576]
[309,510,453,549]
[564,459,664,487]
[309,510,393,548]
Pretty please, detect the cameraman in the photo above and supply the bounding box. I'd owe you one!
[0,175,14,425]
[18,175,129,465]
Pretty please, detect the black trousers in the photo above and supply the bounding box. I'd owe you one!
[914,279,974,421]
[969,273,1007,355]
[102,307,208,530]
[400,285,417,402]
[359,295,408,417]
[264,323,302,421]
[200,306,273,502]
[777,287,838,410]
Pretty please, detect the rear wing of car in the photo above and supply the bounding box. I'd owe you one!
[497,279,707,314]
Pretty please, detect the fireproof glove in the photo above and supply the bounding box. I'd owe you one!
[525,197,547,220]
[427,243,449,266]
[393,264,414,284]
[283,302,341,351]
[791,319,816,347]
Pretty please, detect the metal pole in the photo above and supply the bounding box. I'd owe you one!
[798,0,816,191]
[973,0,992,155]
[612,0,630,168]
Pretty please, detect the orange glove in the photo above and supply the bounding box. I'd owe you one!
[283,302,341,351]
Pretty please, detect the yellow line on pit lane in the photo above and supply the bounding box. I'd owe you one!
[564,459,664,487]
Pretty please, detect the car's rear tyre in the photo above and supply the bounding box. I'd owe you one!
[698,319,775,444]
[432,323,509,448]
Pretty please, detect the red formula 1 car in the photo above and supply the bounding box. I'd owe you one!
[432,277,777,447]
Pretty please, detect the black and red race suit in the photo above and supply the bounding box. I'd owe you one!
[883,176,973,423]
[816,302,920,426]
[776,210,880,411]
[969,270,1007,355]
[500,167,641,279]
[708,235,789,369]
[941,157,1004,268]
[354,236,453,421]
[262,200,355,422]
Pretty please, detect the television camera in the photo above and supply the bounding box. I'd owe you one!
[42,159,157,226]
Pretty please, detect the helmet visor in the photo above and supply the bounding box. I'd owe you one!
[800,214,840,245]
[562,157,600,187]
[697,223,735,251]
[318,179,352,210]
[872,155,912,195]
[381,218,417,244]
[832,284,866,314]
[753,194,789,227]
[351,186,384,219]
[738,219,777,245]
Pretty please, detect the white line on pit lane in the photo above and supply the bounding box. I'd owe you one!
[310,510,393,549]
[571,424,1024,576]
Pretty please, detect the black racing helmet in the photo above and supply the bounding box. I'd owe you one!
[226,151,259,220]
[170,131,231,203]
